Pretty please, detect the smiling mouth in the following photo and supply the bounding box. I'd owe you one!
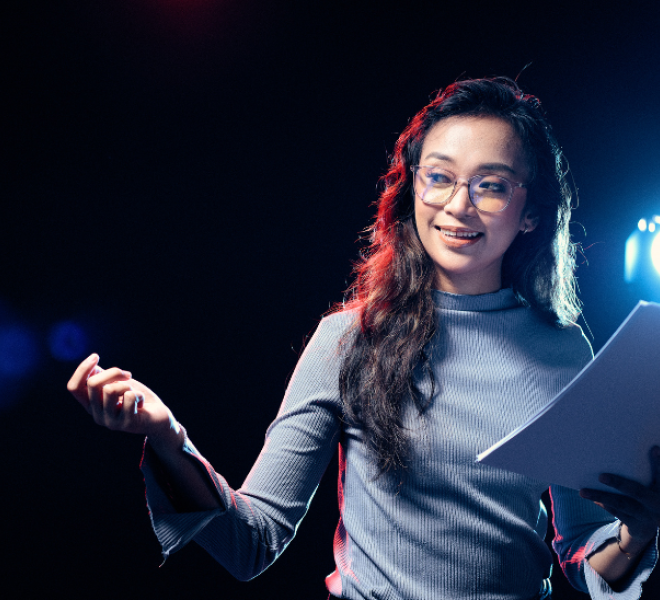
[435,227,483,248]
[437,227,483,239]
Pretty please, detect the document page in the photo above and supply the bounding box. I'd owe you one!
[477,301,660,492]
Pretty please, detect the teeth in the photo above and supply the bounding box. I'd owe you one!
[441,229,480,239]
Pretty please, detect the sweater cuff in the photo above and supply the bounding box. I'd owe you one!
[140,434,225,563]
[584,522,658,600]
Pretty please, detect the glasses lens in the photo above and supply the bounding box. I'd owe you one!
[469,175,512,212]
[416,167,454,205]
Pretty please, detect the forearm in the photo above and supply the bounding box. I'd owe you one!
[147,422,222,512]
[587,524,654,585]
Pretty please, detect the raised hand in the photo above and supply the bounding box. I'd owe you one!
[67,353,175,438]
[67,353,219,510]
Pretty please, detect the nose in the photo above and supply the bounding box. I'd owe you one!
[443,180,476,218]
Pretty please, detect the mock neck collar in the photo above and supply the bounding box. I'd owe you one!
[432,288,520,312]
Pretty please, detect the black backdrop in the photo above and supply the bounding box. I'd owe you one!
[4,1,660,598]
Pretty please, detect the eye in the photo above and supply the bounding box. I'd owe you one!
[474,176,509,196]
[423,168,453,187]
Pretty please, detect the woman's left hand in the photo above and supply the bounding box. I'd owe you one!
[580,446,660,547]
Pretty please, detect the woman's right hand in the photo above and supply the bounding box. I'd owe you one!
[69,354,220,510]
[67,353,177,441]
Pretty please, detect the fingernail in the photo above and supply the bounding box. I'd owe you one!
[87,365,102,380]
[123,370,132,378]
[579,490,592,499]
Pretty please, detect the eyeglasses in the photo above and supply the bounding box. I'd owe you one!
[410,165,527,213]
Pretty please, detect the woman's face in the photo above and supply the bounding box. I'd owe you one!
[414,115,537,295]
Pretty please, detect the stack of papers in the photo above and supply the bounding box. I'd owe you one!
[477,301,660,492]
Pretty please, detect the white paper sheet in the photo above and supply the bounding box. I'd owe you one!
[476,301,660,492]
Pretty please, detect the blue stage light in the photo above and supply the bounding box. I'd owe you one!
[651,233,660,276]
[49,321,89,361]
[625,230,641,284]
[0,325,39,377]
[625,215,660,297]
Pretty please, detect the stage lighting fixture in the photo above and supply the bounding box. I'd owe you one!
[625,216,660,293]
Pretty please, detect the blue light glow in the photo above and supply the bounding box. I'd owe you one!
[49,321,89,361]
[625,230,641,283]
[652,234,660,276]
[0,326,39,377]
[626,215,660,298]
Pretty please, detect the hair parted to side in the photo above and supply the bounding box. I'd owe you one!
[336,77,580,476]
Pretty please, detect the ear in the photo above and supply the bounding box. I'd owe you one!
[520,210,539,234]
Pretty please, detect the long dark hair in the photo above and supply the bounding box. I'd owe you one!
[336,77,579,475]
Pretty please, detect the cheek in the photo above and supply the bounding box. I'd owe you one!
[414,205,434,245]
[414,200,434,229]
[500,199,528,233]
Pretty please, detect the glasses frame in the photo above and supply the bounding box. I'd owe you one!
[410,165,528,213]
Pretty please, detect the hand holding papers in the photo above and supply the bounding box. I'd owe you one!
[477,301,660,493]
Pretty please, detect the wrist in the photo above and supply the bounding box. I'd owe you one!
[147,412,186,455]
[617,523,655,558]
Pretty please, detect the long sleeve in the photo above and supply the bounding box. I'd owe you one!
[551,484,658,599]
[139,289,657,599]
[140,312,350,580]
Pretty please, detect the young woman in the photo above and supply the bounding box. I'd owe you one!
[68,78,660,600]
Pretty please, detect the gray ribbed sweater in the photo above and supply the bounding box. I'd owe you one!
[142,289,657,599]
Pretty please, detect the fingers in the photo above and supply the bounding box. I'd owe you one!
[580,454,660,539]
[106,388,146,431]
[121,388,145,416]
[88,375,132,424]
[67,353,133,419]
[579,489,654,543]
[580,487,644,521]
[595,464,660,517]
[101,380,133,414]
[598,473,656,505]
[67,353,101,410]
[86,380,146,430]
[67,354,170,436]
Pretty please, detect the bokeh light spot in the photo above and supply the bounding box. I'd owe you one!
[49,321,89,361]
[0,326,39,377]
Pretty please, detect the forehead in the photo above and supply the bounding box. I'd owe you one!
[420,116,529,176]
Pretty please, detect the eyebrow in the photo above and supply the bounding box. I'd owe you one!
[421,152,518,177]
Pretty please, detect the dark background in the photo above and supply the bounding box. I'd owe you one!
[3,1,660,598]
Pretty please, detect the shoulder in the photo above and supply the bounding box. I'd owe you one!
[282,310,360,398]
[522,309,594,368]
[306,308,359,355]
[558,321,593,365]
[317,308,360,338]
[292,308,361,366]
